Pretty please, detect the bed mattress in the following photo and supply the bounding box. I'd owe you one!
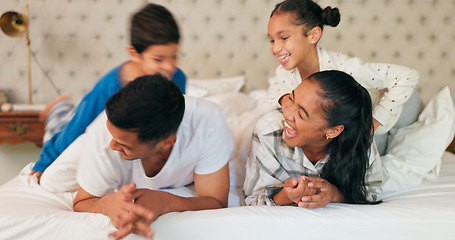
[0,151,454,239]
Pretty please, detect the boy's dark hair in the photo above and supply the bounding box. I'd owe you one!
[130,3,180,53]
[105,75,185,144]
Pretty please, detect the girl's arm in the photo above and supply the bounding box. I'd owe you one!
[338,57,419,134]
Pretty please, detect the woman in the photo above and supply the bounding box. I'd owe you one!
[244,70,383,208]
[265,0,418,136]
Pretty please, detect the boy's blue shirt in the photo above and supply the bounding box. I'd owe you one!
[33,64,186,172]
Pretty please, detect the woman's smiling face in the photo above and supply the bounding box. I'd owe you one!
[281,80,329,148]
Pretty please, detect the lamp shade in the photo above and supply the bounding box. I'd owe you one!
[0,11,28,37]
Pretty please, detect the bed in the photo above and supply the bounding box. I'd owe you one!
[0,150,454,240]
[0,84,454,239]
[1,0,455,239]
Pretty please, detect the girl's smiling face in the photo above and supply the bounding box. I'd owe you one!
[268,12,314,70]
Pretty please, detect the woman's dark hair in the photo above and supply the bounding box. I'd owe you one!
[130,3,180,53]
[271,0,340,35]
[308,70,380,205]
[105,75,185,144]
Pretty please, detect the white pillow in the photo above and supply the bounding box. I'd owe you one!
[186,76,245,96]
[378,86,455,193]
[185,84,209,98]
[205,92,256,117]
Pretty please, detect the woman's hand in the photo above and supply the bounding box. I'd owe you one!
[297,176,345,209]
[273,176,317,205]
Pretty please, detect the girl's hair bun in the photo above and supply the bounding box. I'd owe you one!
[321,7,340,27]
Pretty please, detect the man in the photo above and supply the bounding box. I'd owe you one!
[73,75,234,239]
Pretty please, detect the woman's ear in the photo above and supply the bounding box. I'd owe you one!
[126,46,141,63]
[307,26,322,44]
[326,125,344,139]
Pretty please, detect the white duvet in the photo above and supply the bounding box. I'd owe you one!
[0,152,454,240]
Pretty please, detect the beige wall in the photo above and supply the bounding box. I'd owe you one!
[0,143,39,184]
[1,0,454,105]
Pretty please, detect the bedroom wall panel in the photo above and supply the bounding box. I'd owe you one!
[0,0,454,105]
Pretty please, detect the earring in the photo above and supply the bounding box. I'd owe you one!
[326,135,329,140]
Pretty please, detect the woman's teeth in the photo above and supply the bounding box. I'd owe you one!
[284,121,297,138]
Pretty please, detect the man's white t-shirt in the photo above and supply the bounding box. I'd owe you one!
[77,96,235,197]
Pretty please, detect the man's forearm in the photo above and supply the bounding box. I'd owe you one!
[73,196,109,215]
[134,189,226,217]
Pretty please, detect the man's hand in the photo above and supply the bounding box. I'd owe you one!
[73,184,155,240]
[116,163,231,239]
[106,184,155,240]
[81,164,230,240]
[297,176,345,209]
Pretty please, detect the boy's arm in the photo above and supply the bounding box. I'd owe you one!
[32,67,123,174]
[171,67,186,94]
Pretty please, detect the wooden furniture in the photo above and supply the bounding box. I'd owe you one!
[448,137,455,154]
[0,111,44,147]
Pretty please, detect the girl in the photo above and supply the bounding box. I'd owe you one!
[266,0,418,136]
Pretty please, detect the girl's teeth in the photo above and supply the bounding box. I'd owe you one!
[279,54,289,60]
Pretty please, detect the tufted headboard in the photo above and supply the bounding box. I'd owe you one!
[1,0,454,105]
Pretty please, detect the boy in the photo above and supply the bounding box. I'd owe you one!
[30,3,186,178]
[73,75,234,239]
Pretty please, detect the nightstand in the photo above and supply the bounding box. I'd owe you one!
[0,111,44,147]
[448,136,455,154]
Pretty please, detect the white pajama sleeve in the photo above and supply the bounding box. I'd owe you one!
[338,58,419,133]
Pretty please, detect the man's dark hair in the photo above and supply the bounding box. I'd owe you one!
[130,3,180,53]
[105,75,185,143]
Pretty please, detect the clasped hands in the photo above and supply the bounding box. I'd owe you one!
[280,176,342,208]
[105,183,157,240]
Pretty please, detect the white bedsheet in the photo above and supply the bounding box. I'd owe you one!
[0,152,454,240]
